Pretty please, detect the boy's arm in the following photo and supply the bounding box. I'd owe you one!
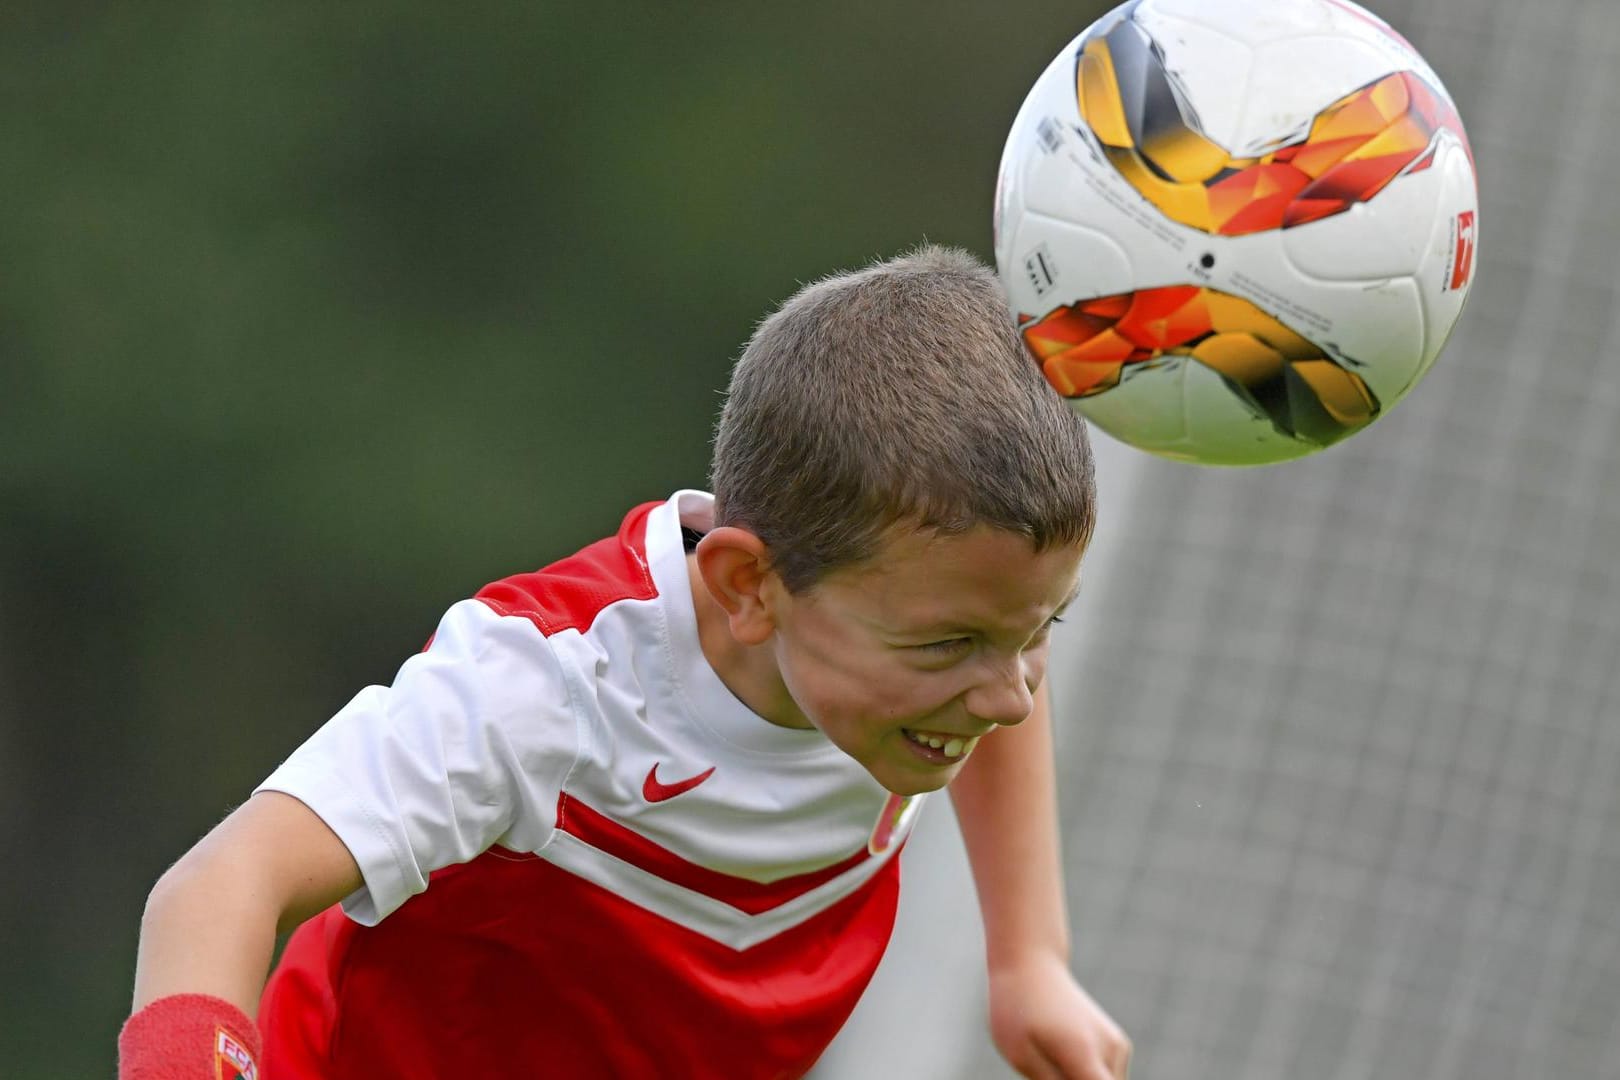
[949,681,1132,1080]
[123,791,362,1077]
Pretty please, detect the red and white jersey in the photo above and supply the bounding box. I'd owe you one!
[254,491,924,1079]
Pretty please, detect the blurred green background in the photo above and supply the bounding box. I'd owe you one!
[0,3,1106,1075]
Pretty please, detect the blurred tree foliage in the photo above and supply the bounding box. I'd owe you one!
[0,2,1103,1075]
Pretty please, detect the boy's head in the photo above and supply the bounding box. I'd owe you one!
[710,244,1096,594]
[699,246,1095,794]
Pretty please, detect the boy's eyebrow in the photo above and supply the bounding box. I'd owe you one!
[884,575,1085,638]
[1055,576,1083,616]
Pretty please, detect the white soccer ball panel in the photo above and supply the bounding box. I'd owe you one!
[993,47,1075,273]
[999,212,1135,322]
[1281,162,1445,282]
[1077,358,1315,466]
[1073,358,1199,456]
[1315,276,1425,403]
[1179,359,1313,464]
[1411,140,1480,378]
[1138,3,1405,157]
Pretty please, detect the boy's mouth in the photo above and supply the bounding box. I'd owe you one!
[901,728,976,760]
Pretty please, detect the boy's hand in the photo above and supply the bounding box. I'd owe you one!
[988,951,1132,1080]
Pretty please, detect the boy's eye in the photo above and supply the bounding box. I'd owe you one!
[914,615,1064,655]
[1017,616,1064,651]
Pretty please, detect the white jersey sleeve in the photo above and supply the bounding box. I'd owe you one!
[255,598,583,924]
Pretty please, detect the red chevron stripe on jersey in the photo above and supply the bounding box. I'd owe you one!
[556,793,872,915]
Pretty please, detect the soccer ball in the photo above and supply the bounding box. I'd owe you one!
[994,0,1478,465]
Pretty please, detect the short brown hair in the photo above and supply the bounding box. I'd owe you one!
[710,244,1096,593]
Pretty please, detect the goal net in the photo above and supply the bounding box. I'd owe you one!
[817,1,1620,1075]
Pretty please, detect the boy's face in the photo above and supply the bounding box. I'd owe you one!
[766,525,1084,796]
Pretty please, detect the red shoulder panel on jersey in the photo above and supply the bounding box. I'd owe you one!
[475,501,661,636]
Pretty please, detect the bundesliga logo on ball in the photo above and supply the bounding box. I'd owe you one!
[995,0,1479,465]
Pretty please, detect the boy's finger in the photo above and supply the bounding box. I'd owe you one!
[1106,1037,1133,1079]
[1025,1038,1113,1080]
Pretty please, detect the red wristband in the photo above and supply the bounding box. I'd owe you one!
[118,994,263,1080]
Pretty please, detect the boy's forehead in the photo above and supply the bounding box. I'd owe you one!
[861,520,1077,568]
[827,523,1084,621]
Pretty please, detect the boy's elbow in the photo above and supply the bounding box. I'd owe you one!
[143,845,201,923]
[142,841,239,937]
[143,822,282,932]
[141,793,363,948]
[131,837,285,1013]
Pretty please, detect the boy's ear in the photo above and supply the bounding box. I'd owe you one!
[694,527,781,646]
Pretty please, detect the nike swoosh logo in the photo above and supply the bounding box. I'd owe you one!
[643,762,717,803]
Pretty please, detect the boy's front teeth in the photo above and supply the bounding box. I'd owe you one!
[905,729,973,758]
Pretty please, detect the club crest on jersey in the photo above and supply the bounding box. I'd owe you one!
[214,1028,258,1080]
[867,793,920,856]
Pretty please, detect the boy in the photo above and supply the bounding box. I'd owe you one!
[123,246,1132,1079]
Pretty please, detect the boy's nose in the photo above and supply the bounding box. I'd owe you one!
[965,659,1036,727]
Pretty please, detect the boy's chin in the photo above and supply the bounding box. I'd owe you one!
[869,762,959,797]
